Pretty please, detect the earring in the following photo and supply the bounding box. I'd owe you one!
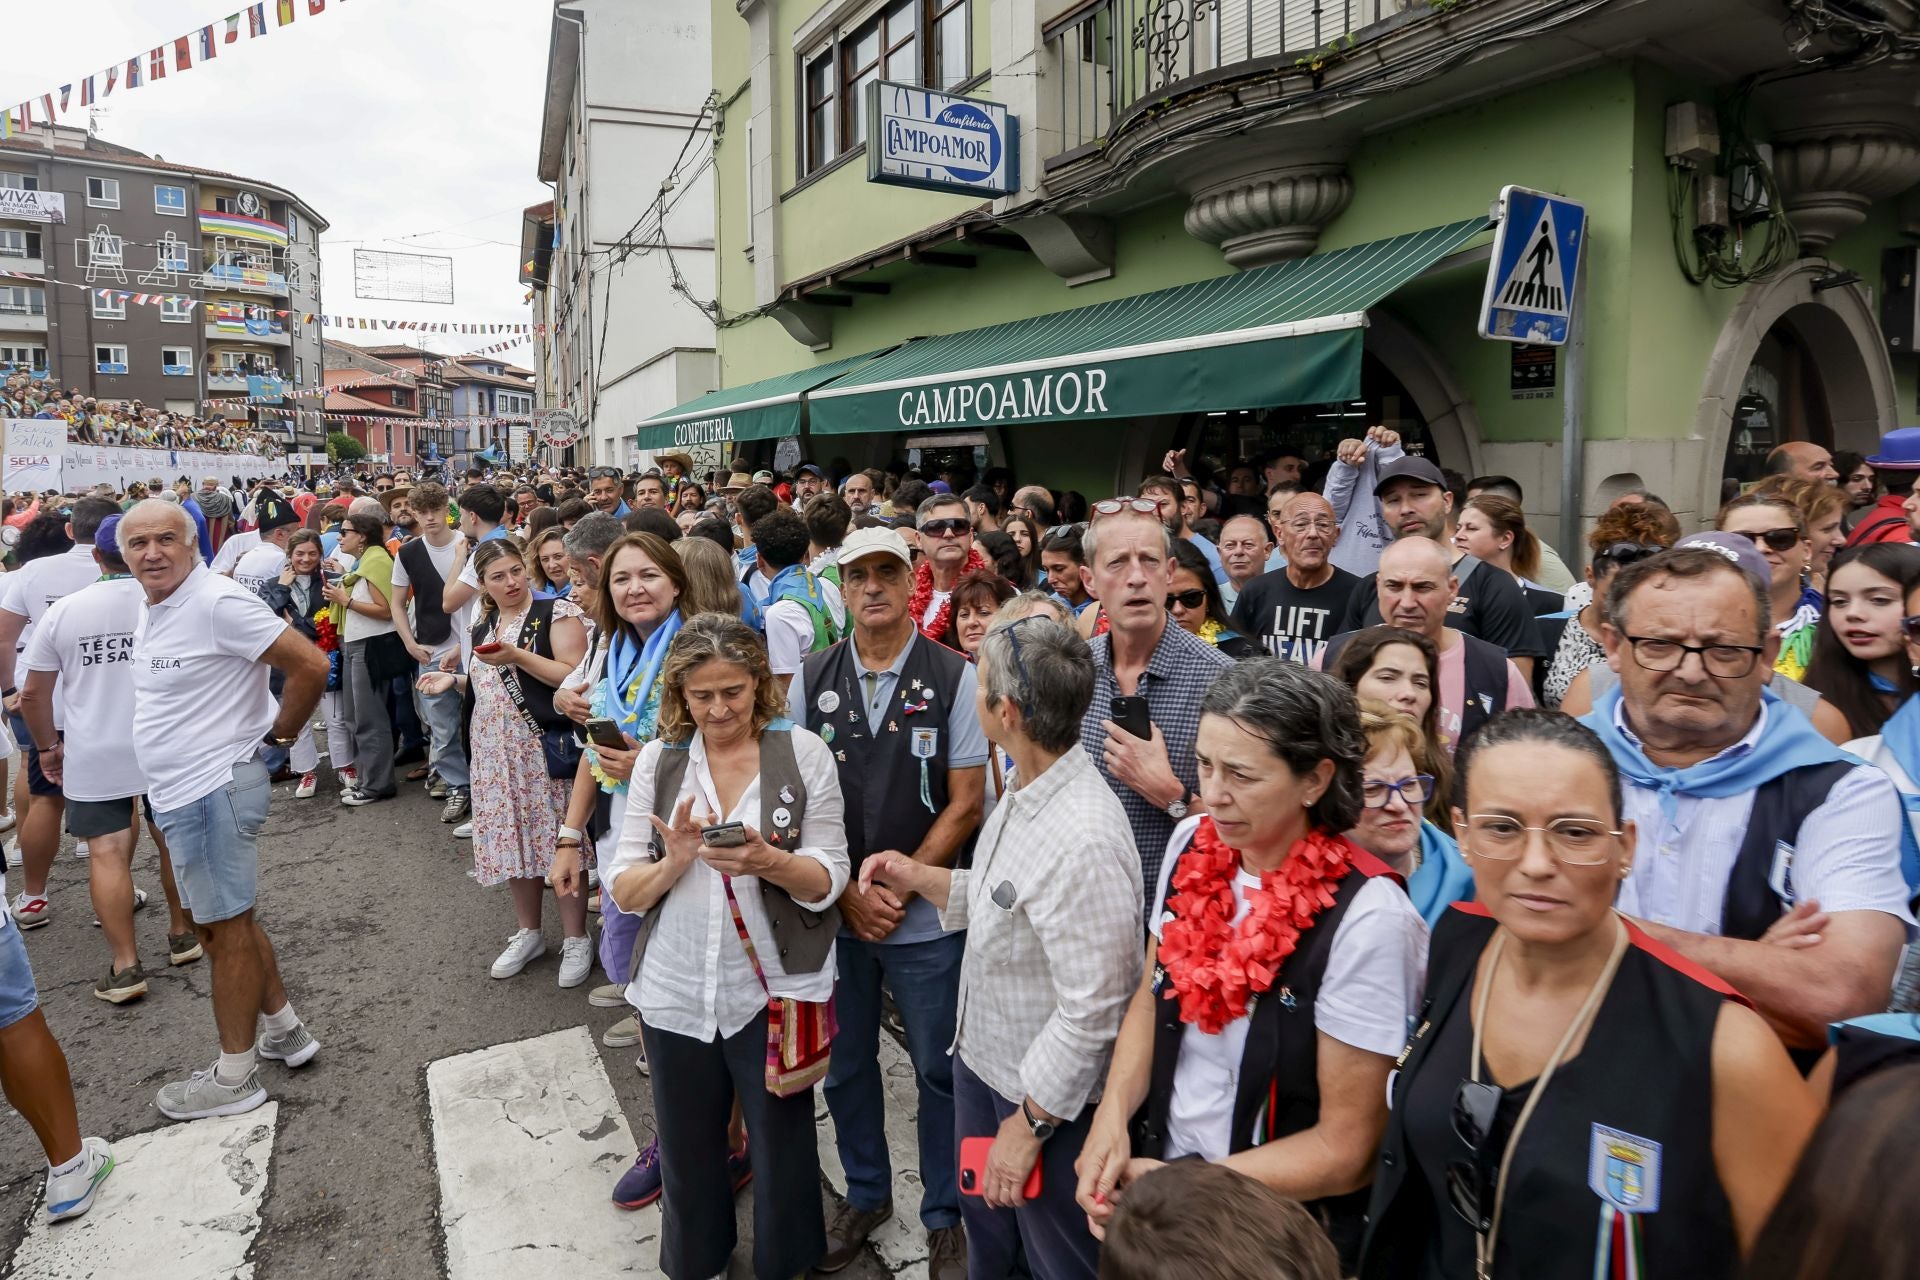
[1911,663,1919,680]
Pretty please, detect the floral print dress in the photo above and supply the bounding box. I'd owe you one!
[468,597,587,886]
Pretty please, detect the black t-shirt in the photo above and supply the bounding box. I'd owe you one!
[1339,555,1546,658]
[1229,565,1360,665]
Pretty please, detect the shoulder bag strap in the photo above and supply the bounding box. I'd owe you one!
[720,875,773,1000]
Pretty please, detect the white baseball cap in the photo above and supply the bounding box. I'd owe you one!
[837,525,913,570]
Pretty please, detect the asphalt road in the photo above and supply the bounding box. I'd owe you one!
[0,767,906,1280]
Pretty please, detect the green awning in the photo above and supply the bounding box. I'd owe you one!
[807,218,1489,435]
[635,347,897,451]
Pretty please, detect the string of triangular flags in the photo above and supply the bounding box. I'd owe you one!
[210,336,537,407]
[321,316,538,334]
[2,2,348,138]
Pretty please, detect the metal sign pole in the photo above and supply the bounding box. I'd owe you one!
[1559,245,1588,562]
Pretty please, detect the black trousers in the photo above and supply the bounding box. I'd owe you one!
[641,1009,827,1280]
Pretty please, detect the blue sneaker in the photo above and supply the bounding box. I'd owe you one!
[46,1137,113,1222]
[611,1136,661,1209]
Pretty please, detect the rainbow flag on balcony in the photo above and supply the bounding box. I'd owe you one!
[198,209,288,246]
[212,306,248,333]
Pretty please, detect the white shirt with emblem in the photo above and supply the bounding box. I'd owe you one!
[21,578,147,801]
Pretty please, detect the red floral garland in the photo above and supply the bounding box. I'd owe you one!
[909,545,988,644]
[1156,818,1355,1035]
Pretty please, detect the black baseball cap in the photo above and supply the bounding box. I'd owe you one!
[1373,456,1447,496]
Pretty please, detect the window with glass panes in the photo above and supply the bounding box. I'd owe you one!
[802,0,971,176]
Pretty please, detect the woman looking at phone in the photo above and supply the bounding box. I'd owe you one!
[602,613,849,1280]
[462,538,590,985]
[321,512,398,806]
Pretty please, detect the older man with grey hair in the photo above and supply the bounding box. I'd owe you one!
[859,614,1141,1277]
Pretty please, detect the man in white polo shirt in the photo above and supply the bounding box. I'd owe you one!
[120,500,331,1121]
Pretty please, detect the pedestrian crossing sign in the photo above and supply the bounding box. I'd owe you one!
[1478,185,1587,346]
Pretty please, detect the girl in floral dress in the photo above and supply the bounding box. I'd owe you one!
[461,539,592,985]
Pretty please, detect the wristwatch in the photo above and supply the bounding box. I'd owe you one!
[1165,793,1190,821]
[262,729,298,748]
[1021,1098,1055,1143]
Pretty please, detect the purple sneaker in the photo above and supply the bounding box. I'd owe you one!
[612,1136,661,1209]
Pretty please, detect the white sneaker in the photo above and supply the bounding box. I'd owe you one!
[4,839,18,869]
[45,1136,114,1222]
[452,821,473,840]
[73,841,89,860]
[294,772,317,800]
[557,935,593,988]
[340,766,359,789]
[0,811,14,834]
[489,928,545,978]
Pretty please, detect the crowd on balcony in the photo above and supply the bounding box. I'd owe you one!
[1,373,284,456]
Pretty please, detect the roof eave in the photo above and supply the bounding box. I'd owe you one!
[537,8,584,183]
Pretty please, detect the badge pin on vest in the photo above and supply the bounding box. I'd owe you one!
[817,690,840,714]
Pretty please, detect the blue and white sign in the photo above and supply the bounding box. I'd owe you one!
[1478,185,1587,346]
[867,81,1016,198]
[247,374,285,404]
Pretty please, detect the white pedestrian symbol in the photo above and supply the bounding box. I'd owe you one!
[1499,205,1571,317]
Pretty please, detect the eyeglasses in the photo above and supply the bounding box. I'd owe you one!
[1165,589,1207,611]
[587,467,622,481]
[1595,541,1662,568]
[1462,814,1622,865]
[1281,518,1338,534]
[1902,614,1920,642]
[1445,1079,1504,1230]
[921,517,970,538]
[1091,497,1159,519]
[1000,616,1040,713]
[1362,774,1434,809]
[1727,527,1803,553]
[1621,634,1765,678]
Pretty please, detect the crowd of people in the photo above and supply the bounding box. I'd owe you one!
[2,373,285,455]
[1,428,1919,1280]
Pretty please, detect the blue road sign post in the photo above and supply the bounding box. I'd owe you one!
[1478,186,1587,346]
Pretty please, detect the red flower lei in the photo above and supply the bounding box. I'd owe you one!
[1157,818,1355,1035]
[909,545,988,644]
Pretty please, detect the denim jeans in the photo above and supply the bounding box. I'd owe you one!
[415,671,470,790]
[824,931,964,1229]
[953,1055,1101,1280]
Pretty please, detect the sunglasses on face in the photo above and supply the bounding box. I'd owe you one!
[920,517,970,538]
[1728,527,1803,553]
[1165,589,1207,610]
[1901,614,1920,642]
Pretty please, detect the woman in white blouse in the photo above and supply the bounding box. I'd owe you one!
[603,612,849,1280]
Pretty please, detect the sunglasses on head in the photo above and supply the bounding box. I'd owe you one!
[1728,526,1803,553]
[920,517,970,538]
[1092,496,1159,518]
[1595,541,1662,567]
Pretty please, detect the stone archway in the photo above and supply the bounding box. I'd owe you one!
[1693,258,1896,518]
[1365,309,1484,478]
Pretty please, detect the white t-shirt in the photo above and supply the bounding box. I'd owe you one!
[390,534,470,662]
[131,566,288,811]
[21,578,148,801]
[3,544,106,669]
[231,543,286,601]
[343,554,397,643]
[1149,815,1429,1162]
[211,528,262,576]
[764,581,848,676]
[920,590,951,631]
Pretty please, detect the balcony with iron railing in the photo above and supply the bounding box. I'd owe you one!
[194,261,291,296]
[1044,0,1416,166]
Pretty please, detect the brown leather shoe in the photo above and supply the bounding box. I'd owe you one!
[815,1198,892,1273]
[928,1224,966,1280]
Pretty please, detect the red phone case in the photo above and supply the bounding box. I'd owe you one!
[473,642,502,654]
[958,1136,1043,1199]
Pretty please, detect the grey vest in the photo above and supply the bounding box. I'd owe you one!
[628,728,842,979]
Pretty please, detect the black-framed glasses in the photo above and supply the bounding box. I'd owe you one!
[1622,634,1765,678]
[1362,774,1434,809]
[1092,496,1159,519]
[921,517,970,538]
[1000,616,1041,714]
[1902,614,1920,642]
[1165,589,1207,610]
[1595,541,1662,568]
[1445,1079,1505,1230]
[1728,526,1803,553]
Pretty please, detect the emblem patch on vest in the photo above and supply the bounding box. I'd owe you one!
[1769,840,1798,903]
[911,727,939,759]
[1588,1124,1662,1212]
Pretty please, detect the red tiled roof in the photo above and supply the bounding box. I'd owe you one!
[326,389,420,417]
[523,201,555,221]
[322,367,407,391]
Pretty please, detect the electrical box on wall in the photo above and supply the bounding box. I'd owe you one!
[1666,103,1720,168]
[1697,176,1731,231]
[1885,246,1918,354]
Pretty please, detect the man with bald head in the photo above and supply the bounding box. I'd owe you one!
[1229,493,1359,664]
[1765,441,1839,485]
[1320,536,1533,749]
[121,499,331,1121]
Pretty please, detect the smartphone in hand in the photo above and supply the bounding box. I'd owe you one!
[473,641,504,655]
[1110,696,1152,740]
[584,717,627,749]
[701,822,747,848]
[958,1136,1042,1199]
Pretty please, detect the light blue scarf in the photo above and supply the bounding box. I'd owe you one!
[592,613,684,793]
[1406,821,1475,928]
[1580,685,1850,825]
[1875,689,1920,893]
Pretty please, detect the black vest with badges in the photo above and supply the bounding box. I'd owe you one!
[1361,905,1738,1280]
[629,728,841,977]
[397,536,454,646]
[1136,830,1399,1270]
[802,633,973,876]
[1721,760,1856,941]
[1323,628,1515,746]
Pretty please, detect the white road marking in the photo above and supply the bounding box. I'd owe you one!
[815,1029,930,1280]
[427,1025,655,1279]
[11,1103,278,1280]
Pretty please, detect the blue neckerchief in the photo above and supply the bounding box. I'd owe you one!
[737,582,765,631]
[1876,693,1920,893]
[764,562,824,610]
[1871,673,1901,695]
[1406,821,1476,928]
[1580,686,1850,825]
[605,613,684,741]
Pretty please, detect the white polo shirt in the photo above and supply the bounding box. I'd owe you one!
[21,578,147,802]
[131,566,288,812]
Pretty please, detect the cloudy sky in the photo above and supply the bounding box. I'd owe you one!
[0,0,553,357]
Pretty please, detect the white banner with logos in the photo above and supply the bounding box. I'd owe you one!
[3,422,286,492]
[0,189,66,224]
